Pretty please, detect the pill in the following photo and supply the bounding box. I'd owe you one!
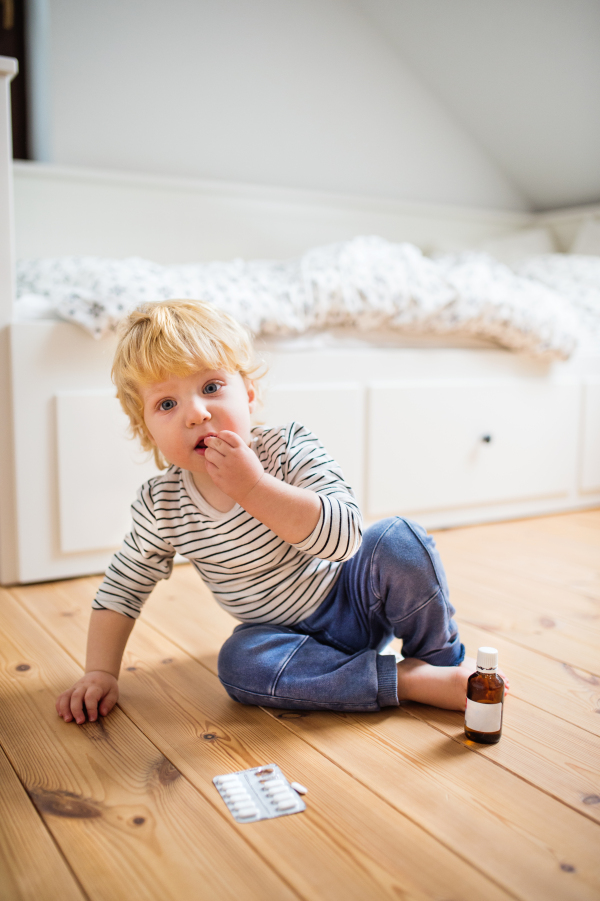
[261,778,283,787]
[226,793,250,802]
[290,782,308,795]
[236,806,258,816]
[277,801,296,811]
[268,791,291,801]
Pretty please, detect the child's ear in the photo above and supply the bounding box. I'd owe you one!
[245,379,256,412]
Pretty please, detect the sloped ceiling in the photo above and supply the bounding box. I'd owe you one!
[354,0,600,211]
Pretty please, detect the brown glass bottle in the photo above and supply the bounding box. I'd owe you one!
[464,647,504,744]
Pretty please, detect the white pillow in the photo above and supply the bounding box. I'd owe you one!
[474,227,556,265]
[570,218,600,255]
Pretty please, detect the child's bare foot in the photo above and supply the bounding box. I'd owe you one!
[396,656,510,711]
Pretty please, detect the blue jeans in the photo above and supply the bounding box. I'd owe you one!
[218,517,465,712]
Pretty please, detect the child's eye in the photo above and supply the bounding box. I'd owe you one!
[159,399,176,411]
[203,382,221,395]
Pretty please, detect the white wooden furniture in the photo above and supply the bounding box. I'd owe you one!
[0,57,19,585]
[1,56,599,585]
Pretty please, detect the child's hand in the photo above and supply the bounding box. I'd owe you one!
[56,671,119,724]
[204,431,265,502]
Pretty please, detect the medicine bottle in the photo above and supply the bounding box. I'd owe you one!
[464,647,504,744]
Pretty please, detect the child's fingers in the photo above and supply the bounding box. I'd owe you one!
[83,685,104,722]
[99,684,119,717]
[204,459,218,477]
[204,445,224,464]
[57,689,75,722]
[69,685,88,725]
[205,435,240,458]
[214,430,242,448]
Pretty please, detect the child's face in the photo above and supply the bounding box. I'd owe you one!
[141,367,255,473]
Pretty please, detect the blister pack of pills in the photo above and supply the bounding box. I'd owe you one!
[213,764,306,823]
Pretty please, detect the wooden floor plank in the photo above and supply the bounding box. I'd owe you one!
[13,574,600,901]
[0,744,86,901]
[434,515,600,615]
[451,580,599,675]
[261,704,600,901]
[398,698,600,824]
[10,584,515,901]
[139,598,600,901]
[445,558,600,635]
[7,510,600,901]
[0,588,299,901]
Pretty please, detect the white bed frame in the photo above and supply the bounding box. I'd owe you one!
[1,58,599,585]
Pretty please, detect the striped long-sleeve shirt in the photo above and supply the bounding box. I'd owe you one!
[92,422,363,625]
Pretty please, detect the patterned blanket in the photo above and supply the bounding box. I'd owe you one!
[16,236,600,359]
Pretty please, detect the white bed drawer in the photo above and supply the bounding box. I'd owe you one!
[367,379,579,517]
[263,383,365,505]
[56,392,159,553]
[580,378,600,494]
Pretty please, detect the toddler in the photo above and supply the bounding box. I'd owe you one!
[57,300,480,725]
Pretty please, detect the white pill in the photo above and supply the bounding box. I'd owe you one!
[236,806,258,817]
[277,801,296,811]
[261,778,283,788]
[269,791,291,801]
[290,782,308,795]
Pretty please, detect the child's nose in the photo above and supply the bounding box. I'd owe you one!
[185,397,210,426]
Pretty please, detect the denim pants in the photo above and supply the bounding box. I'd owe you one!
[217,517,465,712]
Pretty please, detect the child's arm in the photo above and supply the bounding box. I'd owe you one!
[205,430,321,543]
[205,429,355,546]
[55,609,134,724]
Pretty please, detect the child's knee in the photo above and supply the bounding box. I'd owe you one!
[370,516,434,572]
[217,624,306,701]
[370,517,449,607]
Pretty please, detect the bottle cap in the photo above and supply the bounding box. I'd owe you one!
[476,647,498,672]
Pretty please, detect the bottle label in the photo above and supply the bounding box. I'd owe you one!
[465,699,502,733]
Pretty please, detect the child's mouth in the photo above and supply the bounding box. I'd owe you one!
[194,434,215,455]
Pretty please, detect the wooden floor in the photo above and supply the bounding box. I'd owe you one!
[1,510,599,901]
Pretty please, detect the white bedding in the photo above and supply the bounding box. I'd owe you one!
[15,236,600,359]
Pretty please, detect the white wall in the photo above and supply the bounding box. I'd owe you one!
[41,0,527,211]
[356,0,600,212]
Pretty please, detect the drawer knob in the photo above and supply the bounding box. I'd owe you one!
[481,434,493,444]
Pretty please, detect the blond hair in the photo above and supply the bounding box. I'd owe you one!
[112,300,264,469]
